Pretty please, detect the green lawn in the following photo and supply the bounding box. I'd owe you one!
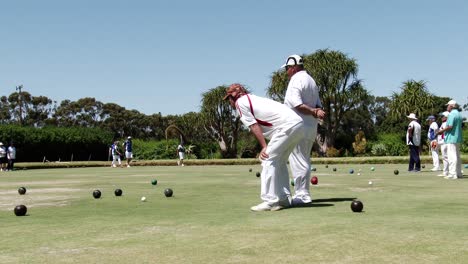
[1,164,467,263]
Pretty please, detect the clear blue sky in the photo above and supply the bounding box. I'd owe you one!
[1,0,467,117]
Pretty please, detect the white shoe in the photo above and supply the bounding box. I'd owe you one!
[271,199,291,211]
[112,164,116,168]
[177,161,180,166]
[181,164,185,167]
[431,167,440,171]
[127,165,131,168]
[292,197,312,207]
[250,202,273,212]
[437,173,448,177]
[444,176,457,180]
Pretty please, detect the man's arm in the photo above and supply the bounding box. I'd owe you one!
[295,104,326,119]
[249,123,269,160]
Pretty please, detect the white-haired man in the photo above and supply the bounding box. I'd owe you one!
[438,100,463,179]
[281,54,326,206]
[224,83,305,211]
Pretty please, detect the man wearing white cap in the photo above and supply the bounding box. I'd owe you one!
[406,113,421,172]
[426,115,440,171]
[123,136,133,167]
[224,83,305,211]
[436,111,450,177]
[281,54,325,206]
[437,100,463,179]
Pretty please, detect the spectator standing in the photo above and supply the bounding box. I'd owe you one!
[123,136,133,167]
[426,115,440,171]
[7,142,16,171]
[438,100,463,179]
[436,111,449,177]
[109,141,122,168]
[224,83,305,211]
[406,113,421,172]
[0,142,6,171]
[177,143,185,166]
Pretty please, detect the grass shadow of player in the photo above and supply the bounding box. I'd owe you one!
[291,203,334,208]
[313,197,357,203]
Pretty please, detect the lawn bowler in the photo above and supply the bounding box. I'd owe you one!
[281,54,325,206]
[406,113,421,172]
[224,83,305,211]
[123,136,133,167]
[426,115,440,171]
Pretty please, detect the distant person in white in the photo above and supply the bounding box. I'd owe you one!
[224,83,305,211]
[436,111,449,177]
[281,54,326,206]
[426,115,440,171]
[406,113,421,172]
[177,143,185,166]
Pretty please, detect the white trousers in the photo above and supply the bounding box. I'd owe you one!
[288,123,317,202]
[440,144,449,175]
[112,155,121,166]
[446,143,462,178]
[260,122,305,205]
[430,145,440,169]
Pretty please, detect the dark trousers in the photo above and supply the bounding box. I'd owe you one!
[8,159,15,171]
[408,145,421,171]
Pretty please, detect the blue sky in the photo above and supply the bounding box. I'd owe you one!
[1,0,467,117]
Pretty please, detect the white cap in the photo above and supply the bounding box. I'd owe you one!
[0,142,3,146]
[128,136,132,139]
[442,111,449,117]
[280,54,303,68]
[446,100,457,106]
[407,113,417,120]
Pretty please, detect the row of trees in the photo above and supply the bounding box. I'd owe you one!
[1,49,466,161]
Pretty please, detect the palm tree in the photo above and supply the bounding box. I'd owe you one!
[200,85,241,158]
[389,80,436,120]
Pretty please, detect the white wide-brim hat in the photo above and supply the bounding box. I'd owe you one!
[407,113,418,120]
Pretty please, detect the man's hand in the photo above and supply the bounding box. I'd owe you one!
[259,147,269,160]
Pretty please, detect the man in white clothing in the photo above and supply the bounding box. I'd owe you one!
[436,112,449,176]
[281,54,326,206]
[426,115,440,171]
[224,83,305,211]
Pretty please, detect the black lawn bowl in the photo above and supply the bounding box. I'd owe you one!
[311,167,317,172]
[325,165,329,168]
[249,168,252,172]
[164,188,173,197]
[93,190,102,199]
[351,200,364,213]
[18,187,27,195]
[333,168,337,172]
[422,165,426,169]
[256,172,261,177]
[394,169,399,175]
[151,179,158,186]
[14,205,27,216]
[114,189,123,196]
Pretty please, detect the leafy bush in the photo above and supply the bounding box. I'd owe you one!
[369,133,408,156]
[326,147,341,157]
[371,143,387,156]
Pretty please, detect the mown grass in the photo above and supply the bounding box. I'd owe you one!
[1,164,468,263]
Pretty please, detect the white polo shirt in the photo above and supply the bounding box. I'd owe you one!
[284,70,322,127]
[406,120,421,146]
[235,94,302,139]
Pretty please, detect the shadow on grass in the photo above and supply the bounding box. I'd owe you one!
[312,197,357,203]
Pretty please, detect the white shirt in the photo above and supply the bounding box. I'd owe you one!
[284,70,322,127]
[437,121,447,145]
[7,146,16,159]
[406,120,421,146]
[427,121,439,141]
[235,94,302,139]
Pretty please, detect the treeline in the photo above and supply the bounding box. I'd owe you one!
[2,49,467,161]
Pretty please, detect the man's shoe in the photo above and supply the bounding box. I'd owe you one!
[431,167,440,171]
[437,173,448,177]
[250,202,273,212]
[292,197,312,207]
[444,176,457,180]
[271,199,291,211]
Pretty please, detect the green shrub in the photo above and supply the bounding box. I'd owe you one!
[371,143,387,156]
[369,133,407,156]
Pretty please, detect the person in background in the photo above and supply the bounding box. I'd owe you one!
[123,136,133,167]
[426,115,440,171]
[437,100,463,179]
[109,141,122,168]
[7,142,16,171]
[436,112,449,177]
[406,113,421,172]
[0,142,6,171]
[177,143,185,166]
